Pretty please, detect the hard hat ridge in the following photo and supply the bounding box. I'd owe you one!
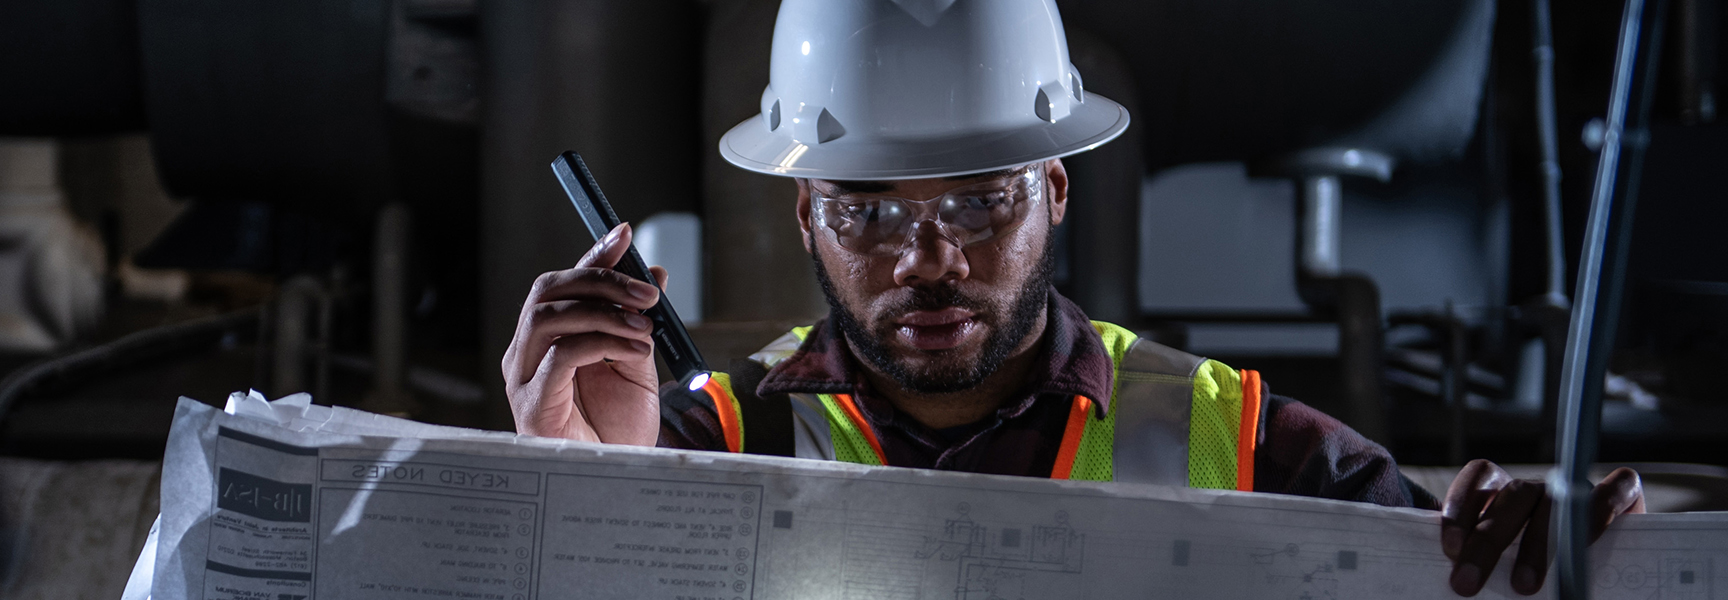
[719,0,1129,181]
[888,0,959,27]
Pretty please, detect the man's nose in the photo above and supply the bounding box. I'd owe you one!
[893,220,969,286]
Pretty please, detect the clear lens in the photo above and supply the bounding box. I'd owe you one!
[813,167,1042,256]
[819,198,913,255]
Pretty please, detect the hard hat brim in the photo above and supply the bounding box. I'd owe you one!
[718,94,1130,181]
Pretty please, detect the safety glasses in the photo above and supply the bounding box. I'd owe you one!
[811,166,1043,257]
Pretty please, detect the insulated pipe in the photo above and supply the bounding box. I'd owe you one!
[1300,175,1343,277]
[1553,0,1663,596]
[1333,276,1388,444]
[0,308,259,428]
[1273,147,1394,444]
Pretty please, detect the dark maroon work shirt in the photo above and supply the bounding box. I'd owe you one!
[658,289,1439,509]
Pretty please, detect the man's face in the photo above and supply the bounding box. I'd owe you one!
[796,160,1069,394]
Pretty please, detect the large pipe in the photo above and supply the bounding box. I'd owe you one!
[1333,275,1388,444]
[1281,148,1394,445]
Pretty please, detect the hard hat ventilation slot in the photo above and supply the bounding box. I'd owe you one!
[1035,82,1072,123]
[816,108,846,143]
[760,86,782,131]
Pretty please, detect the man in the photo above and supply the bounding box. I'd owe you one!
[502,0,1645,596]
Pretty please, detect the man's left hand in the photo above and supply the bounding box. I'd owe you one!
[1440,459,1645,596]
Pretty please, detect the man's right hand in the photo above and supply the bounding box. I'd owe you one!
[502,222,667,445]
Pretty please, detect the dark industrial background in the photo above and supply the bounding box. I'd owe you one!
[0,0,1723,596]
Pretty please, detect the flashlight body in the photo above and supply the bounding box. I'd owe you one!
[551,151,710,383]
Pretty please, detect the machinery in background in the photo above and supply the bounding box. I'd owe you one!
[0,140,106,354]
[0,0,1722,467]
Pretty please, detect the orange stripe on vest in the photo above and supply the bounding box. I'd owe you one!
[701,377,742,453]
[831,394,887,465]
[1236,369,1262,492]
[1050,395,1092,479]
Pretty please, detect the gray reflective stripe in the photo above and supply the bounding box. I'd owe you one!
[747,330,830,459]
[1110,337,1205,486]
[748,330,805,368]
[788,393,837,461]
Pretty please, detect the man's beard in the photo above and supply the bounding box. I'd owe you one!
[811,237,1055,394]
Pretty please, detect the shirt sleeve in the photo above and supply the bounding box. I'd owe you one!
[1252,392,1441,509]
[655,378,731,452]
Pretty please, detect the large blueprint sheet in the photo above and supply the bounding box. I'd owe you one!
[144,395,1726,600]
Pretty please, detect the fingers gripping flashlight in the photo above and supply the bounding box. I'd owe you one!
[550,151,711,391]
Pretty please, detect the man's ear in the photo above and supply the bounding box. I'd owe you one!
[1046,159,1069,226]
[795,178,814,253]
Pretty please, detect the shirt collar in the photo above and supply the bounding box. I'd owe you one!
[756,288,1117,420]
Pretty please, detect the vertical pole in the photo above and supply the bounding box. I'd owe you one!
[272,278,311,396]
[366,202,412,415]
[1532,0,1571,462]
[1443,302,1467,466]
[253,301,273,392]
[1553,0,1657,597]
[316,283,334,403]
[1532,0,1569,307]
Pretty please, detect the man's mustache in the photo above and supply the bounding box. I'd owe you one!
[878,285,989,320]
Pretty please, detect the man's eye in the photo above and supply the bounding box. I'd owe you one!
[831,203,877,222]
[957,194,1010,209]
[842,202,906,221]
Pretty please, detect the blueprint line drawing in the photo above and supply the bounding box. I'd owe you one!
[909,503,1086,600]
[1591,554,1713,600]
[141,398,1728,600]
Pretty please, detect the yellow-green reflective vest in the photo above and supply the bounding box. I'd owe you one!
[699,321,1262,491]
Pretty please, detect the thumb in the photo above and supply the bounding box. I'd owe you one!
[648,265,670,292]
[576,222,632,269]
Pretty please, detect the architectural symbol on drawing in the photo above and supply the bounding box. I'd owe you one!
[1245,543,1346,600]
[1594,555,1711,600]
[915,503,1086,600]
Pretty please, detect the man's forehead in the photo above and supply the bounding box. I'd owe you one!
[812,167,1020,195]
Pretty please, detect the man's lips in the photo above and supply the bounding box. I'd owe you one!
[895,307,975,327]
[894,308,979,350]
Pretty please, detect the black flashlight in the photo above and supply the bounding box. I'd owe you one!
[550,151,711,391]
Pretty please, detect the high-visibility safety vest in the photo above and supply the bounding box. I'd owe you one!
[696,321,1263,491]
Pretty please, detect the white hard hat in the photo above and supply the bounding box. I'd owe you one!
[718,0,1130,181]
